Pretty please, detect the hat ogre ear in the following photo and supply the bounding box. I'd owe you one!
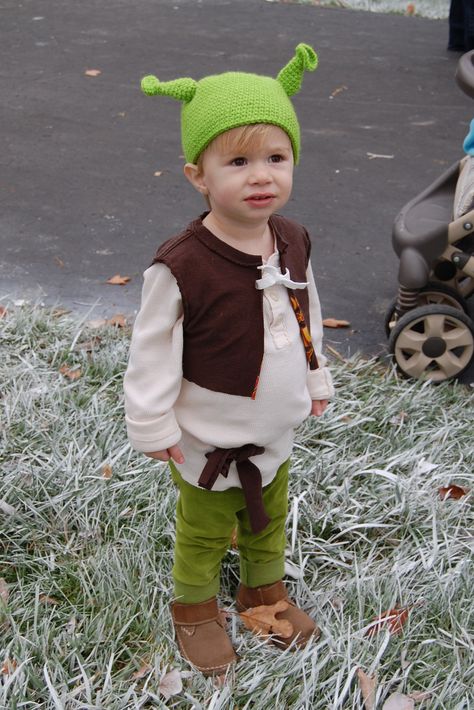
[277,43,318,97]
[141,75,197,103]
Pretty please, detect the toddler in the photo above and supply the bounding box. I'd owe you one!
[124,43,334,676]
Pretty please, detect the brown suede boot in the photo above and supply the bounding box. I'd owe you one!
[171,597,237,676]
[236,580,320,648]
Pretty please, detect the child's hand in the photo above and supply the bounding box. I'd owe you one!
[145,445,185,464]
[311,399,328,416]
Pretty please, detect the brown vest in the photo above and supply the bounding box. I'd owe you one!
[152,213,317,398]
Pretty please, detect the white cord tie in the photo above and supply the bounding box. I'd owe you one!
[255,264,308,290]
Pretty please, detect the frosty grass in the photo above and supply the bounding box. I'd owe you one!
[1,304,473,709]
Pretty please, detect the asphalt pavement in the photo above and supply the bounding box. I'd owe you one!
[1,0,473,379]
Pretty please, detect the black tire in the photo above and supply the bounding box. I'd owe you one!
[384,283,470,337]
[388,304,474,382]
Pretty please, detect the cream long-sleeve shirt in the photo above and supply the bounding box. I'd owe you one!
[124,248,334,490]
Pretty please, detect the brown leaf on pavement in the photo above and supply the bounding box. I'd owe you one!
[240,600,294,638]
[439,484,469,500]
[323,318,351,328]
[106,274,131,286]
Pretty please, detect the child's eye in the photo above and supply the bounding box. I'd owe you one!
[231,157,247,166]
[269,154,284,163]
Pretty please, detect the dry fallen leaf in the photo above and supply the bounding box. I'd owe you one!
[59,364,82,381]
[357,668,377,710]
[439,484,469,500]
[106,274,131,286]
[159,668,183,700]
[102,464,113,480]
[0,579,9,605]
[408,690,432,702]
[381,692,415,710]
[406,3,415,15]
[108,313,127,327]
[330,84,348,98]
[0,306,7,319]
[51,308,70,318]
[1,658,17,675]
[74,336,102,352]
[53,256,64,268]
[85,69,102,77]
[366,606,410,638]
[0,500,16,516]
[323,318,351,329]
[240,600,293,639]
[131,662,152,680]
[39,594,59,605]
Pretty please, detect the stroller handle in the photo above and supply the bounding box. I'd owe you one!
[456,50,474,98]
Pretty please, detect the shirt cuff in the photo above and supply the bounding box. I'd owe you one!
[125,410,182,453]
[307,366,335,400]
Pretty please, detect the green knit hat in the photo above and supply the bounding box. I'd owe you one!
[141,43,318,164]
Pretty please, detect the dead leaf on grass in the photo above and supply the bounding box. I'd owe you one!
[381,692,414,710]
[0,579,9,604]
[131,662,152,680]
[240,599,293,638]
[39,594,59,605]
[74,336,102,352]
[51,308,70,318]
[102,464,113,480]
[108,313,127,327]
[59,364,82,381]
[439,484,469,500]
[0,500,16,516]
[159,668,183,699]
[357,668,377,710]
[323,318,350,328]
[0,306,7,319]
[365,606,410,638]
[106,274,131,286]
[1,658,17,675]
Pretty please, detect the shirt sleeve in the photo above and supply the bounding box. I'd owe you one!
[305,262,335,400]
[123,263,184,452]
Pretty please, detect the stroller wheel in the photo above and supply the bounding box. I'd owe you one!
[384,283,469,336]
[388,304,474,382]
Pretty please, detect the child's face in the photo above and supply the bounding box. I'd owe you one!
[186,125,294,226]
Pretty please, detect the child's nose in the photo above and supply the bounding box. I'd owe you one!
[249,164,272,183]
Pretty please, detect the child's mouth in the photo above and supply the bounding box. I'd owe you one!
[245,194,275,206]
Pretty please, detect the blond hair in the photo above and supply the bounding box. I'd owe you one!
[196,124,282,174]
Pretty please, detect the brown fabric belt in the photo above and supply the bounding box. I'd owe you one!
[198,444,269,534]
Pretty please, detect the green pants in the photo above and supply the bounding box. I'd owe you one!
[170,459,289,604]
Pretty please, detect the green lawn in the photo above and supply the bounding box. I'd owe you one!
[1,305,472,708]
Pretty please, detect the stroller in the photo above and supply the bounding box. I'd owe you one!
[386,50,474,382]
